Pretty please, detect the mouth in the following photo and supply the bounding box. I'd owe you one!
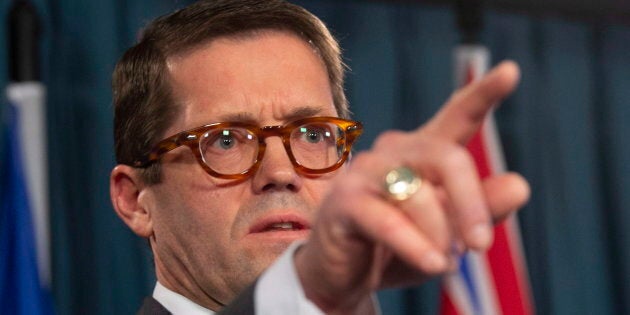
[248,214,310,235]
[260,221,307,232]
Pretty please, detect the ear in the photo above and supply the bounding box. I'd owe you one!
[110,165,153,238]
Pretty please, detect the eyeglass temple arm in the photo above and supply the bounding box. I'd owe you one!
[132,134,193,168]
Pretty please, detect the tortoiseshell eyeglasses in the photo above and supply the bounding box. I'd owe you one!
[132,116,363,180]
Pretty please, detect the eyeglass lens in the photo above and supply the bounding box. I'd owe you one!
[198,121,346,175]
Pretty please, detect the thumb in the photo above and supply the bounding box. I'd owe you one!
[482,172,530,223]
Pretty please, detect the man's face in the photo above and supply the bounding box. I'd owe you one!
[142,31,340,306]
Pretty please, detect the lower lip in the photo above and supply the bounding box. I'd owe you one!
[246,229,310,241]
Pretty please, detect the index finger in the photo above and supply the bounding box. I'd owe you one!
[421,61,520,145]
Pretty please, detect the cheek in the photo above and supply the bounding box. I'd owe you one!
[304,170,341,203]
[196,186,245,239]
[150,174,245,248]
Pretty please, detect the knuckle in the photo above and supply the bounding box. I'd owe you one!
[375,212,401,236]
[439,144,474,171]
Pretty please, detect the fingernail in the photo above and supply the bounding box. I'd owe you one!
[424,251,448,271]
[468,224,493,250]
[451,240,465,256]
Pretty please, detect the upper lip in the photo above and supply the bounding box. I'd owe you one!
[248,213,311,234]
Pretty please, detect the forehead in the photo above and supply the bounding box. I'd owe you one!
[166,30,336,133]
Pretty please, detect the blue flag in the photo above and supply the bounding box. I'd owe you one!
[0,103,53,314]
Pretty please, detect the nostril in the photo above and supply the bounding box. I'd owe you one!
[261,182,297,192]
[261,183,274,191]
[253,143,302,192]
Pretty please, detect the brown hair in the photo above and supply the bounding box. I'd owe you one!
[112,0,348,184]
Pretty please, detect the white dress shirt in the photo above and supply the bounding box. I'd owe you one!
[153,281,215,315]
[153,241,322,315]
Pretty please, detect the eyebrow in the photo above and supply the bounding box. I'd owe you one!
[217,106,327,125]
[283,106,326,121]
[218,112,257,124]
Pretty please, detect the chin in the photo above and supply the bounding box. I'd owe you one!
[241,239,296,270]
[237,230,310,278]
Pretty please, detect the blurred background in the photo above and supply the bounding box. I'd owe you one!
[0,0,628,314]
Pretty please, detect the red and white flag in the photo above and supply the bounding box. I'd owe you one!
[439,45,535,315]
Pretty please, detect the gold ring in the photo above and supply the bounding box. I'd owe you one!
[383,166,422,201]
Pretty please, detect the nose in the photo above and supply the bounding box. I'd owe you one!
[251,137,302,193]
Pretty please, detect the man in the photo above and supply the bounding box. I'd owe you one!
[109,0,529,314]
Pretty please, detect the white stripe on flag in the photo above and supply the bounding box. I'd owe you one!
[6,82,50,288]
[444,271,476,314]
[468,251,501,315]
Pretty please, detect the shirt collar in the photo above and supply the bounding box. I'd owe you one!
[153,281,215,315]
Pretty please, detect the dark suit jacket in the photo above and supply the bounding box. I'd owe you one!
[136,283,256,315]
[136,296,170,315]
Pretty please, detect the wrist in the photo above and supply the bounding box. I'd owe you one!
[294,244,376,315]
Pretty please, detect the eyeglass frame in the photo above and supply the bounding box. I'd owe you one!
[131,116,364,180]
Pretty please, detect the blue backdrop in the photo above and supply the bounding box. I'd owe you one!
[1,0,628,314]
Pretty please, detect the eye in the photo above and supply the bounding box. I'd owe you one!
[204,129,253,152]
[305,128,323,143]
[299,125,331,144]
[217,132,235,149]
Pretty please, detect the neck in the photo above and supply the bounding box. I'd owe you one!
[152,244,226,311]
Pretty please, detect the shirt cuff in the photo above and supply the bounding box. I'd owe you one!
[254,241,382,315]
[254,241,323,315]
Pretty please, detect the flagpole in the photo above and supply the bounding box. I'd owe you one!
[9,0,40,82]
[7,0,50,289]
